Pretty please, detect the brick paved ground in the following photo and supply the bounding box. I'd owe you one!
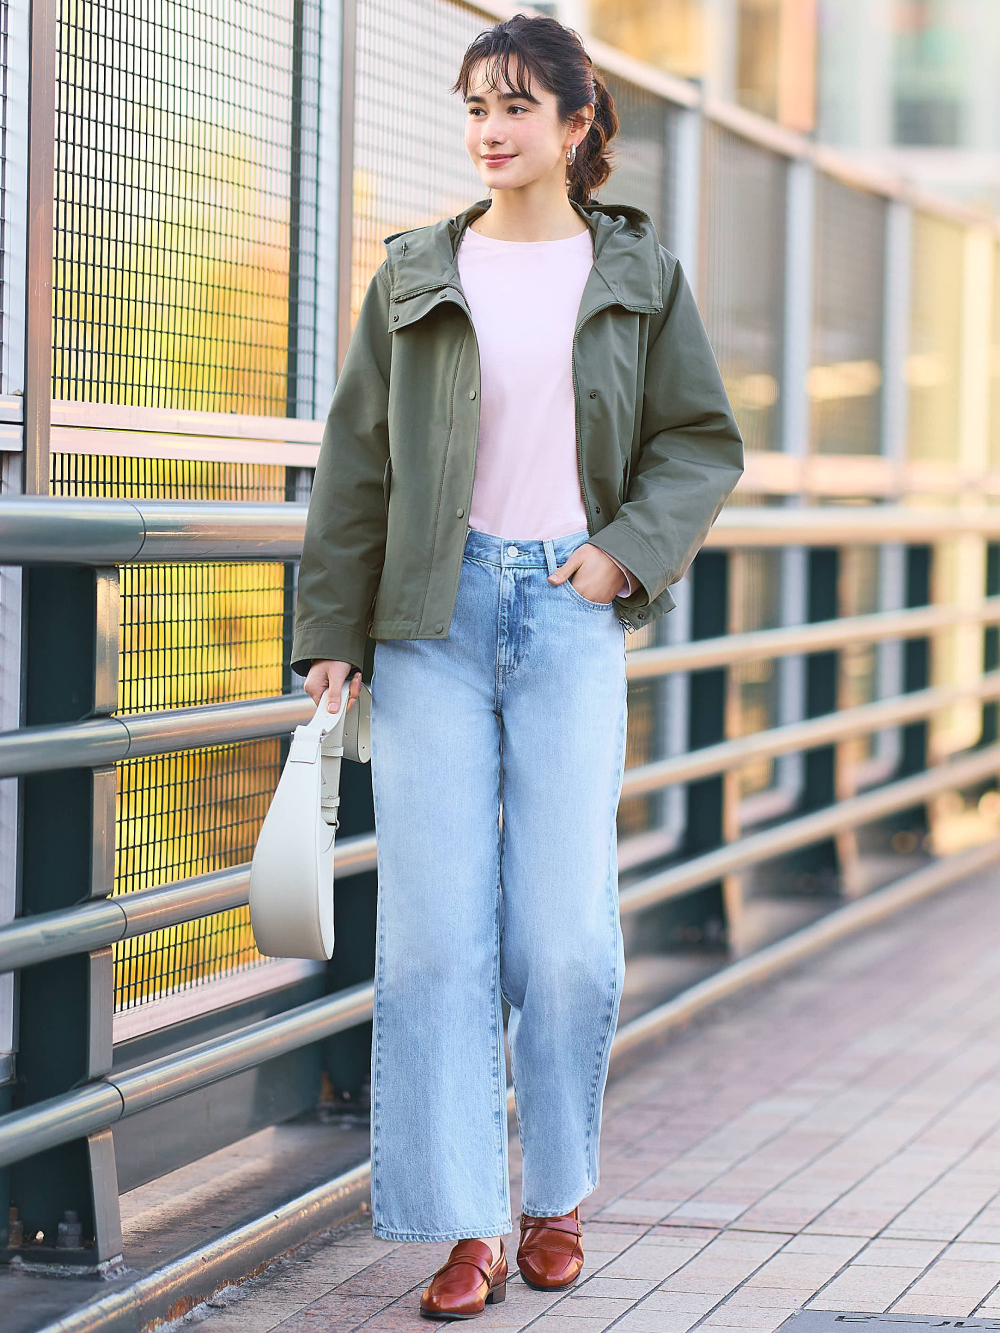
[177,867,1000,1332]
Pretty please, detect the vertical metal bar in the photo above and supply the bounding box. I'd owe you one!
[22,0,56,495]
[313,0,345,413]
[881,200,912,464]
[335,0,358,373]
[780,157,814,459]
[670,103,702,292]
[12,566,123,1262]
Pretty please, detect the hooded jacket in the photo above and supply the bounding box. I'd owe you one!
[291,199,743,673]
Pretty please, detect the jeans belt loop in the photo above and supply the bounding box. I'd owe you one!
[542,539,557,577]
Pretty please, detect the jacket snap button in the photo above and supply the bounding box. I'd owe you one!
[434,623,444,633]
[439,292,447,300]
[595,505,601,513]
[456,507,464,518]
[392,315,399,322]
[638,612,645,619]
[468,389,476,400]
[589,390,597,398]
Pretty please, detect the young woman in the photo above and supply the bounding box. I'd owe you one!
[292,14,742,1321]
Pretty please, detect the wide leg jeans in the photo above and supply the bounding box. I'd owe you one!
[369,528,628,1242]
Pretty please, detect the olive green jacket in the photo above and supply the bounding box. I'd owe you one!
[291,199,743,674]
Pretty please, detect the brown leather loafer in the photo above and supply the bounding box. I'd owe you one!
[517,1206,584,1289]
[419,1238,507,1320]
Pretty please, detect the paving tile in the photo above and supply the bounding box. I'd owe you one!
[806,1264,927,1313]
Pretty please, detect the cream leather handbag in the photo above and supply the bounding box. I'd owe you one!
[249,682,372,960]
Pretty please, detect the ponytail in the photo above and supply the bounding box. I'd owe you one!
[568,72,618,205]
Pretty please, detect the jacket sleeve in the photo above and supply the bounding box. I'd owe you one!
[290,265,392,674]
[587,255,744,607]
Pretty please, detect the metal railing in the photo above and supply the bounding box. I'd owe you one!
[1,498,999,1249]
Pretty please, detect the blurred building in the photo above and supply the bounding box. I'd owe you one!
[568,0,1000,216]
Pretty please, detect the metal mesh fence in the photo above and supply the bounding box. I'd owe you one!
[699,123,786,453]
[53,0,321,415]
[810,176,885,456]
[601,73,675,246]
[52,455,293,1009]
[907,212,964,464]
[115,739,278,1010]
[352,0,485,321]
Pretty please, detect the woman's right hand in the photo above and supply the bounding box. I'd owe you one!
[304,659,363,713]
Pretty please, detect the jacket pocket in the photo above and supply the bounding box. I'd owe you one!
[382,458,392,514]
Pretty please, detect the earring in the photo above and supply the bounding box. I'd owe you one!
[566,144,577,165]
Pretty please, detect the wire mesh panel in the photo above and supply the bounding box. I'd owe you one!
[810,175,885,456]
[907,212,964,464]
[601,73,675,245]
[53,0,321,415]
[699,122,786,453]
[52,457,292,1009]
[352,0,486,319]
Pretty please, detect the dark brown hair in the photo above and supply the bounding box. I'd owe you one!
[453,13,618,206]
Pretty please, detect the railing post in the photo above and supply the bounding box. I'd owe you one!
[681,549,737,949]
[9,566,122,1265]
[797,548,841,888]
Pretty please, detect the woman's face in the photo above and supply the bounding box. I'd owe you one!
[463,62,586,195]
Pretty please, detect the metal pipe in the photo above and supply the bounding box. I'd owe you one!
[706,506,1000,546]
[619,742,1000,915]
[0,695,314,778]
[6,601,1000,780]
[5,498,1000,567]
[0,833,378,974]
[134,501,308,561]
[621,672,1000,798]
[626,598,1000,680]
[0,983,373,1167]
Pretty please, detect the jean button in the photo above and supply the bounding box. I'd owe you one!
[506,545,519,559]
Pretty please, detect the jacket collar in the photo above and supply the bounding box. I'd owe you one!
[383,199,663,332]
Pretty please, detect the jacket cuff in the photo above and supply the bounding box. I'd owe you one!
[588,523,666,607]
[605,554,636,598]
[290,622,369,678]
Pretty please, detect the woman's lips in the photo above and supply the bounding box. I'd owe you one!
[482,155,515,167]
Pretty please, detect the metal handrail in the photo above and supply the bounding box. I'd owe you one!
[0,835,379,974]
[0,695,313,778]
[1,673,996,976]
[3,742,999,1167]
[3,497,1000,567]
[621,671,1000,797]
[619,742,1000,915]
[626,599,1000,679]
[3,601,999,781]
[0,982,374,1167]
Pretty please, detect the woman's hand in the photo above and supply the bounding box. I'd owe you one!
[548,544,626,604]
[304,659,363,712]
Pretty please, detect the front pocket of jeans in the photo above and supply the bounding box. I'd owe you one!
[563,580,614,610]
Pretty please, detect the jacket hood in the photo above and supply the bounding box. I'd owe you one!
[383,199,664,316]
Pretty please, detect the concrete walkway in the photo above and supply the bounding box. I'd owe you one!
[175,866,1000,1332]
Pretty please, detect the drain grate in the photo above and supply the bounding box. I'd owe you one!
[778,1314,1000,1330]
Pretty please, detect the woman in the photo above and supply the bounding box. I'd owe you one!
[292,13,742,1321]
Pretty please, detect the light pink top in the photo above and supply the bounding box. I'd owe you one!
[457,226,634,595]
[457,226,592,540]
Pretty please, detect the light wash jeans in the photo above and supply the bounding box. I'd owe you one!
[369,528,627,1242]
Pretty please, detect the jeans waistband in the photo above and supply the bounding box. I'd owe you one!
[463,528,590,574]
